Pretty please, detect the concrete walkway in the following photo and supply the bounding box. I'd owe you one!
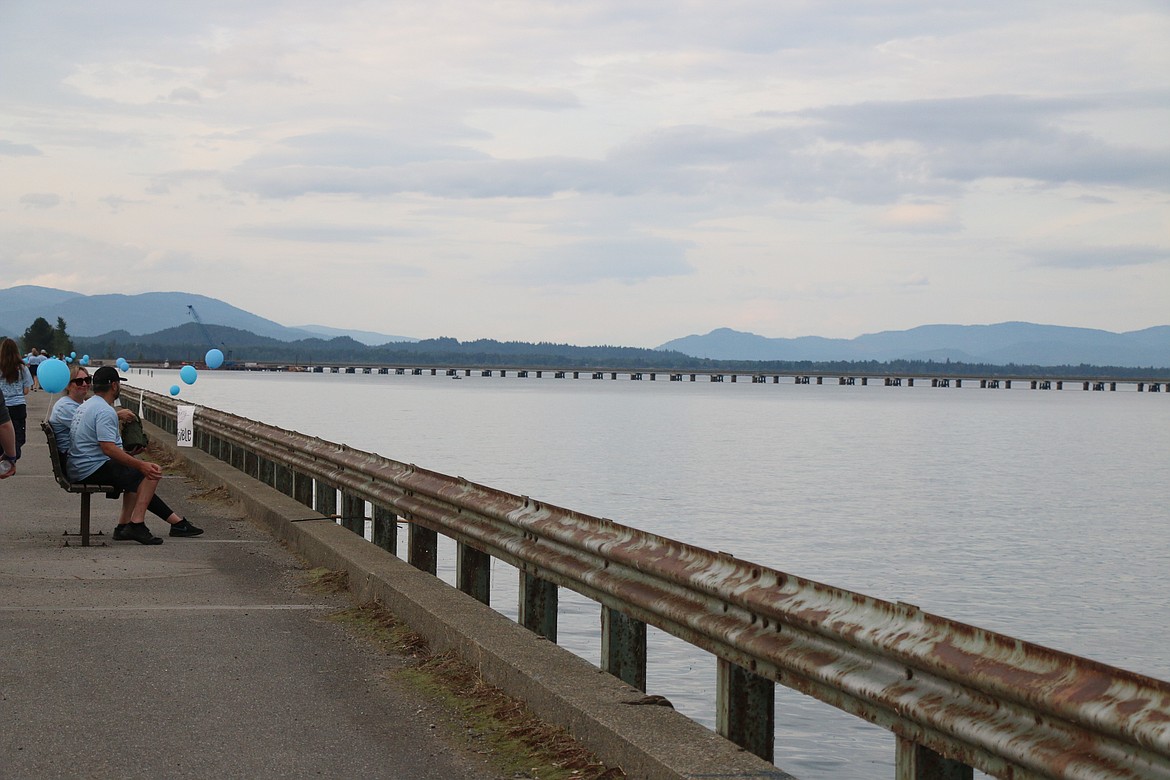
[0,391,502,779]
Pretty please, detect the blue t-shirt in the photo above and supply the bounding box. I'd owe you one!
[67,396,122,481]
[49,396,81,453]
[0,365,32,407]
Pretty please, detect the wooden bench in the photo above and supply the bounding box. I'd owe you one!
[41,421,117,547]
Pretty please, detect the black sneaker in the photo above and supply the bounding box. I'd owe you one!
[169,519,204,538]
[112,524,131,541]
[125,523,163,545]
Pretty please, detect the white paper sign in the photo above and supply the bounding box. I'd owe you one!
[176,405,196,448]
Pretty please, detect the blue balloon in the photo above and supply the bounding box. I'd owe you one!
[38,358,71,393]
[180,365,198,385]
[65,356,73,363]
[70,351,76,358]
[79,357,89,366]
[205,348,224,369]
[117,357,130,371]
[169,385,181,396]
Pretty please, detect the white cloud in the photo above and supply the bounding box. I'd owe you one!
[20,193,61,209]
[1028,245,1169,270]
[0,140,42,156]
[0,1,1167,342]
[502,237,694,285]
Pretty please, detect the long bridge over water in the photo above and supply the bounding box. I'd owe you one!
[219,362,1170,393]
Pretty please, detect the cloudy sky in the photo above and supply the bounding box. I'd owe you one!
[2,1,1167,346]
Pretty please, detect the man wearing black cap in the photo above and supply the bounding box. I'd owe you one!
[67,365,202,544]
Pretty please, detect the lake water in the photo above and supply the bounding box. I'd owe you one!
[128,368,1170,779]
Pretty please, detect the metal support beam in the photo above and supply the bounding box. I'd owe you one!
[291,472,313,509]
[601,605,646,691]
[519,571,558,642]
[314,480,336,519]
[257,455,274,488]
[896,736,973,780]
[408,523,437,574]
[243,448,258,480]
[716,657,774,763]
[273,463,293,498]
[373,505,397,555]
[456,542,491,605]
[341,491,365,537]
[80,492,92,547]
[293,471,313,508]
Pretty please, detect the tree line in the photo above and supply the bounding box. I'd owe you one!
[60,321,1169,379]
[17,316,75,356]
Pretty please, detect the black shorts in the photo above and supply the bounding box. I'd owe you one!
[80,460,145,494]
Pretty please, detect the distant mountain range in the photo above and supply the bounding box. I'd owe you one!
[657,324,1170,368]
[0,286,414,345]
[1,285,1166,368]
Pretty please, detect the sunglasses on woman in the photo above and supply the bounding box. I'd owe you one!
[72,377,92,386]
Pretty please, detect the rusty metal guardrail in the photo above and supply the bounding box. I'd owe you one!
[129,387,1170,780]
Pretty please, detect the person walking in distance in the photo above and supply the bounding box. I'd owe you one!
[67,365,202,544]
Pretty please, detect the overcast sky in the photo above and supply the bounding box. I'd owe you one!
[2,2,1167,346]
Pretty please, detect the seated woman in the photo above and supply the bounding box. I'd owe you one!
[48,364,97,457]
[50,365,145,459]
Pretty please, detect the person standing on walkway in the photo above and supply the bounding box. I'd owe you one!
[67,365,202,544]
[0,338,32,460]
[0,398,16,479]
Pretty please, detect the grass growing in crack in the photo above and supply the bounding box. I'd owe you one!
[323,597,623,780]
[143,441,187,475]
[305,566,350,595]
[402,652,625,780]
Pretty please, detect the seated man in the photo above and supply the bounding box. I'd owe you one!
[49,366,141,459]
[67,365,203,544]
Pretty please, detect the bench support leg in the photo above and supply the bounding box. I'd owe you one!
[80,492,92,547]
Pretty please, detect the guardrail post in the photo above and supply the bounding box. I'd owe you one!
[273,463,293,498]
[716,657,774,762]
[373,505,397,555]
[895,737,973,780]
[315,481,337,519]
[292,471,313,507]
[456,542,491,605]
[243,447,258,480]
[257,455,274,488]
[519,571,558,642]
[408,522,438,574]
[601,605,646,691]
[341,491,365,537]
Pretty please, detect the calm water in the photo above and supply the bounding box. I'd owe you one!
[129,368,1170,779]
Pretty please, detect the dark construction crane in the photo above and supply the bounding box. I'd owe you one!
[187,304,232,364]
